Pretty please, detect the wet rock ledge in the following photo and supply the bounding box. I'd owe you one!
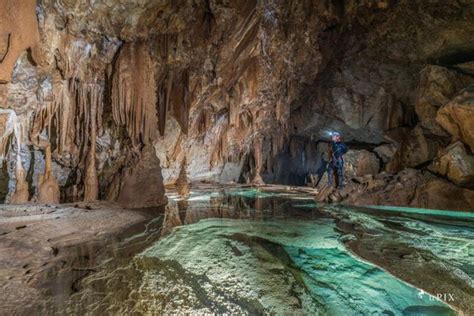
[0,203,157,315]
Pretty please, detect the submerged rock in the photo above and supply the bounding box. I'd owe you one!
[68,218,455,315]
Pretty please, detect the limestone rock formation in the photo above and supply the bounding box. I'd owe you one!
[343,169,474,212]
[10,158,29,204]
[344,150,380,179]
[374,144,397,165]
[116,146,166,208]
[176,157,190,199]
[0,0,40,83]
[429,141,474,187]
[437,85,474,152]
[0,1,473,211]
[387,126,447,172]
[37,146,60,204]
[415,65,472,136]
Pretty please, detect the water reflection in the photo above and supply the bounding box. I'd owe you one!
[64,187,473,315]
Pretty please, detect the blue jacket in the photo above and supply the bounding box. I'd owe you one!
[331,141,348,161]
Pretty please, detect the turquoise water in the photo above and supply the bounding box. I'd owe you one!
[69,188,473,315]
[141,218,453,315]
[363,205,474,220]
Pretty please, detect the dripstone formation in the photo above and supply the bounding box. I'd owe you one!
[0,0,473,211]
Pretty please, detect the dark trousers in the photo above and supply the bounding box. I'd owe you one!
[327,159,344,188]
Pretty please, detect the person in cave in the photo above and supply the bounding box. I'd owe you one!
[327,132,348,189]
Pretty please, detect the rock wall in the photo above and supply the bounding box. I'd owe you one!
[0,1,473,210]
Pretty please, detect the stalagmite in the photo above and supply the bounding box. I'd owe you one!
[0,109,31,203]
[83,85,99,202]
[10,155,29,204]
[176,157,190,198]
[83,145,98,202]
[112,41,158,145]
[37,145,60,204]
[251,138,265,185]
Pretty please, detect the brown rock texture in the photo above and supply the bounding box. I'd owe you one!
[344,149,380,178]
[416,65,472,136]
[429,141,474,187]
[387,125,447,172]
[343,169,474,212]
[0,0,40,83]
[10,158,29,204]
[437,85,474,152]
[116,146,167,208]
[37,146,60,204]
[176,157,190,198]
[0,1,472,211]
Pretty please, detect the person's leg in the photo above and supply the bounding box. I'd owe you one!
[336,162,345,188]
[327,164,334,186]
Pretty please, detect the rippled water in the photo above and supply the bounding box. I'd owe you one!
[67,188,473,315]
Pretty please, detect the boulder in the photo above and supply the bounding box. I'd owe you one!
[437,85,474,152]
[386,125,446,172]
[374,144,397,164]
[454,61,474,76]
[428,141,474,187]
[344,149,380,179]
[416,65,472,135]
[344,169,474,212]
[410,178,474,212]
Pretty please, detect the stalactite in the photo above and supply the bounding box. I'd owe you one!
[169,132,184,165]
[238,108,253,130]
[31,77,103,202]
[176,156,190,199]
[112,41,158,146]
[31,77,103,165]
[37,145,60,204]
[0,109,17,160]
[170,69,190,135]
[157,71,171,136]
[210,124,228,168]
[193,107,213,136]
